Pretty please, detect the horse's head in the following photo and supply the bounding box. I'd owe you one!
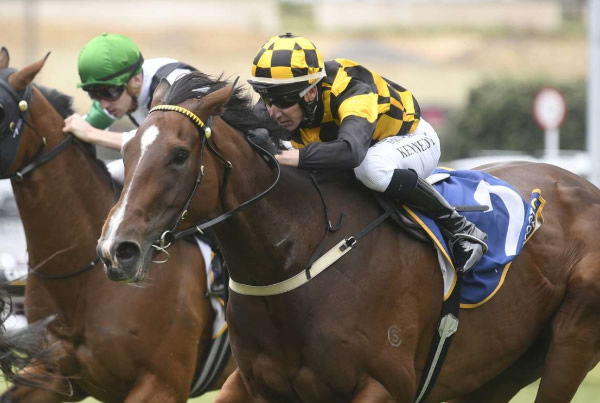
[0,47,52,179]
[97,72,242,282]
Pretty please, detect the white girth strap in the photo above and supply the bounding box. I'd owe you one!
[229,238,355,296]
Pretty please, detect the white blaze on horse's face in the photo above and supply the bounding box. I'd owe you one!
[100,125,160,261]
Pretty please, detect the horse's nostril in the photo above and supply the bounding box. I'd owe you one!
[115,241,140,264]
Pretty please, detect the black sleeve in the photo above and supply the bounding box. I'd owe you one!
[298,116,375,170]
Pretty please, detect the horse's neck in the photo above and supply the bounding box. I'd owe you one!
[215,165,337,285]
[12,99,114,269]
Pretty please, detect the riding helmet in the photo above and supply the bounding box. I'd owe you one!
[77,33,144,89]
[248,33,325,102]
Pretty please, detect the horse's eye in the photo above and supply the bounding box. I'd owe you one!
[171,148,190,165]
[0,105,5,123]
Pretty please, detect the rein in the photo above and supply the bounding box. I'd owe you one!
[148,105,281,248]
[147,105,392,296]
[229,201,393,296]
[30,256,101,280]
[9,134,74,181]
[0,71,103,280]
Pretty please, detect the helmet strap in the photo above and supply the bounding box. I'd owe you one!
[125,73,143,96]
[125,74,143,113]
[299,79,320,98]
[300,84,321,127]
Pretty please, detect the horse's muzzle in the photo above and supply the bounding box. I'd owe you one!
[97,239,142,282]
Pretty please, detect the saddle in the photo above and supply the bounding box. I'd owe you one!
[375,168,546,307]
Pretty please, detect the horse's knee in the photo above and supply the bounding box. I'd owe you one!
[214,369,261,403]
[0,385,64,403]
[351,377,395,403]
[123,373,184,403]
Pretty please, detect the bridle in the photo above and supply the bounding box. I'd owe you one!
[148,105,281,249]
[0,68,75,181]
[0,68,101,279]
[147,104,395,297]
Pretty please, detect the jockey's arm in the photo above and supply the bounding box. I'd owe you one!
[63,113,123,150]
[298,116,375,170]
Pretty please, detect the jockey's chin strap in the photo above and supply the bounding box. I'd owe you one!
[148,105,280,249]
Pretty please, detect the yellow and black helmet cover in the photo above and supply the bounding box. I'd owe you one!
[248,33,325,106]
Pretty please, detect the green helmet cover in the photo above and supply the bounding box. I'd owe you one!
[77,33,143,88]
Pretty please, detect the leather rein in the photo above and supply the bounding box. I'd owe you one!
[148,104,281,249]
[148,104,393,297]
[0,71,101,279]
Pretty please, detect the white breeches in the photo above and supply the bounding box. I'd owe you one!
[107,159,125,185]
[354,118,441,192]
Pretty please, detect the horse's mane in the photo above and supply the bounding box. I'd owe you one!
[36,85,74,119]
[165,72,289,155]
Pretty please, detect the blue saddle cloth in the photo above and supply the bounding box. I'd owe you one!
[407,168,545,307]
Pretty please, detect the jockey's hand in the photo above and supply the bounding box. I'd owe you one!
[275,149,299,167]
[63,113,94,142]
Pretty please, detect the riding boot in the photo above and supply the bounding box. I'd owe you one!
[384,169,488,273]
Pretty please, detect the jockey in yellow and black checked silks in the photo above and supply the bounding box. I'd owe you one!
[248,33,422,170]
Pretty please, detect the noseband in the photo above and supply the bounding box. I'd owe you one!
[148,105,281,249]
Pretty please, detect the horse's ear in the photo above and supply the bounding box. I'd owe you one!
[8,52,50,90]
[196,77,239,117]
[150,78,171,108]
[0,47,9,69]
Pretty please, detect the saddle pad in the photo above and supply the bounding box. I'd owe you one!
[405,168,545,307]
[195,238,228,337]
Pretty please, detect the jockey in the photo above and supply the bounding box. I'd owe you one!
[63,32,195,180]
[247,33,488,273]
[62,33,227,294]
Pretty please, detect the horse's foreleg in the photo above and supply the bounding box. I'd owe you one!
[122,373,186,403]
[350,377,395,402]
[213,368,268,403]
[535,264,600,403]
[1,385,68,403]
[0,366,84,403]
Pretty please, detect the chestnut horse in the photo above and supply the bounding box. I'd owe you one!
[98,72,600,402]
[0,49,234,402]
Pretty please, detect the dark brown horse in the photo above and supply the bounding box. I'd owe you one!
[97,71,600,402]
[0,49,234,402]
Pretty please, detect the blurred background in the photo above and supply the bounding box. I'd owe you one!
[1,0,599,400]
[1,0,592,164]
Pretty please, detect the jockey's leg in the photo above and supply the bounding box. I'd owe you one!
[384,169,488,273]
[354,118,486,273]
[106,159,124,185]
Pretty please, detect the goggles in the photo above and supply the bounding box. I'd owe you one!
[258,91,301,109]
[255,79,320,109]
[83,85,125,101]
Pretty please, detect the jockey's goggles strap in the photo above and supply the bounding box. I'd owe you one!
[149,105,211,138]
